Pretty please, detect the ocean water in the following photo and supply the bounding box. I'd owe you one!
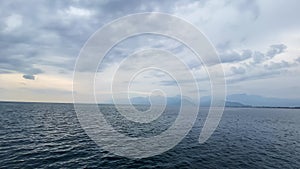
[0,102,299,168]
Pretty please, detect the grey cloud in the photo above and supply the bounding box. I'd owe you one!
[22,74,35,80]
[235,0,260,19]
[0,0,287,76]
[250,44,288,64]
[0,1,111,74]
[0,0,298,89]
[221,44,289,65]
[160,80,178,86]
[252,51,265,63]
[229,58,299,84]
[97,35,192,72]
[228,70,283,84]
[231,66,246,74]
[0,0,192,75]
[229,56,299,84]
[0,55,43,75]
[264,60,291,70]
[266,44,287,58]
[216,41,231,51]
[220,49,252,63]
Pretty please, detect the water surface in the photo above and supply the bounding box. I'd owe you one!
[0,102,299,168]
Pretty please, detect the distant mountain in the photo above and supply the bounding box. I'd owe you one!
[130,93,300,107]
[130,95,195,106]
[130,95,249,107]
[225,101,250,107]
[227,93,300,107]
[199,96,249,107]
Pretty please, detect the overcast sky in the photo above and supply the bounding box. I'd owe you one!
[0,0,299,103]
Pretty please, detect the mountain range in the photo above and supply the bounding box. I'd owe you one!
[129,94,300,107]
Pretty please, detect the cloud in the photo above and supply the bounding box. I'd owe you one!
[219,43,289,65]
[173,0,261,50]
[22,74,35,80]
[0,55,44,75]
[219,49,252,63]
[0,0,295,75]
[0,2,90,75]
[0,0,299,101]
[266,44,287,58]
[252,51,265,63]
[264,60,291,70]
[0,0,177,76]
[160,80,178,86]
[231,66,246,74]
[227,70,283,84]
[249,44,289,65]
[64,6,94,17]
[3,14,23,32]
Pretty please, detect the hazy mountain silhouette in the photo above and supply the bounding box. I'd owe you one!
[227,93,300,107]
[130,95,195,106]
[130,93,300,107]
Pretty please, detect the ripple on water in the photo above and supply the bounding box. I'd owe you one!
[0,103,299,168]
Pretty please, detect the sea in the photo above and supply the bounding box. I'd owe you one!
[0,102,299,168]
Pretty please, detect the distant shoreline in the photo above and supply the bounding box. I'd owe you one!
[0,101,299,109]
[222,106,300,109]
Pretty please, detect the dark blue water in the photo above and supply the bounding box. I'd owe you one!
[0,102,299,168]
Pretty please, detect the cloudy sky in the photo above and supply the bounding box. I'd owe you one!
[0,0,299,103]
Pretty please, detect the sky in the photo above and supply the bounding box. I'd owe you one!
[0,0,300,103]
